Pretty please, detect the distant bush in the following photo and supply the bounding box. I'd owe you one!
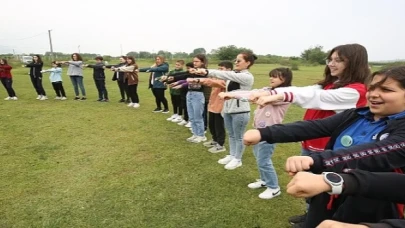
[291,62,300,71]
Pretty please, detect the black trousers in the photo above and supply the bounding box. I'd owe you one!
[117,80,129,100]
[208,112,225,146]
[171,94,182,115]
[51,81,66,97]
[304,193,400,228]
[203,101,208,130]
[1,78,16,97]
[180,94,188,121]
[152,88,168,110]
[94,79,108,99]
[30,76,46,96]
[128,84,139,103]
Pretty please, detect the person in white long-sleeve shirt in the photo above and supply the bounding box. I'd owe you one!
[250,43,370,226]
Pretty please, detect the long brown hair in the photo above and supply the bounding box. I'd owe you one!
[71,53,83,61]
[318,44,370,88]
[126,56,138,69]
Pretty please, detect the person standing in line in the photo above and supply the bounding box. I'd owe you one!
[41,61,67,100]
[24,54,47,100]
[0,59,17,100]
[59,53,86,100]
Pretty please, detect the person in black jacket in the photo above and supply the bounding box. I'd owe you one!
[84,56,108,102]
[287,170,405,228]
[106,56,129,103]
[243,66,405,227]
[23,54,47,100]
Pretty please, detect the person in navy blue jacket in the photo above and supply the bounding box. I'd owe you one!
[287,170,405,228]
[139,55,169,113]
[243,66,405,227]
[84,56,109,102]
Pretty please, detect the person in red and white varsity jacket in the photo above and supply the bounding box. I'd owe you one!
[249,43,370,225]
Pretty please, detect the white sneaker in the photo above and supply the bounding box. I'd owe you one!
[186,135,197,142]
[218,155,234,165]
[167,114,177,121]
[127,102,134,107]
[61,97,67,100]
[171,116,183,123]
[248,180,266,189]
[190,136,207,143]
[12,96,18,100]
[258,187,281,199]
[4,97,11,100]
[54,96,61,100]
[36,95,42,100]
[185,122,192,128]
[178,120,187,125]
[208,145,226,153]
[203,141,217,148]
[40,96,48,100]
[133,103,140,108]
[224,158,242,170]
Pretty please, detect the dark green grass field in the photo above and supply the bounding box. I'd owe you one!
[0,61,328,227]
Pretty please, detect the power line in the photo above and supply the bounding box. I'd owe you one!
[0,32,48,41]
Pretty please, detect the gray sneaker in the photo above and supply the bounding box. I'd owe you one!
[203,141,217,148]
[208,145,226,153]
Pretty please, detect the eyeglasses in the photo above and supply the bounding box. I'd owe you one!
[326,58,344,65]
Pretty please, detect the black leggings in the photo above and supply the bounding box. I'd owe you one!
[1,78,16,97]
[128,84,139,103]
[208,112,225,146]
[94,79,108,99]
[171,94,182,115]
[152,88,168,110]
[30,76,46,96]
[117,80,129,100]
[181,95,188,121]
[52,81,66,97]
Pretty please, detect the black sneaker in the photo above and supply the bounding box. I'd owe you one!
[153,108,162,113]
[119,99,125,103]
[97,98,103,102]
[162,109,169,114]
[74,96,80,100]
[80,97,87,101]
[288,213,307,225]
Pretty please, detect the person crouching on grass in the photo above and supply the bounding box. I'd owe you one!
[84,56,109,102]
[41,61,67,100]
[243,66,405,227]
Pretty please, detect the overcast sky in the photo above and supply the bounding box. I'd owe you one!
[1,0,404,61]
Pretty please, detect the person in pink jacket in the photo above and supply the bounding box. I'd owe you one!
[220,68,293,199]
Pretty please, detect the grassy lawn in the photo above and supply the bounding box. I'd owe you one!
[0,61,325,228]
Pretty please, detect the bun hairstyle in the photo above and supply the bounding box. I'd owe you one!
[240,51,258,69]
[51,61,62,67]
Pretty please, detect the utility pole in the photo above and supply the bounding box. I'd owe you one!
[48,30,54,60]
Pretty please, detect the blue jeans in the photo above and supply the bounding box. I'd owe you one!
[223,112,250,159]
[253,142,279,189]
[186,91,205,137]
[70,76,86,97]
